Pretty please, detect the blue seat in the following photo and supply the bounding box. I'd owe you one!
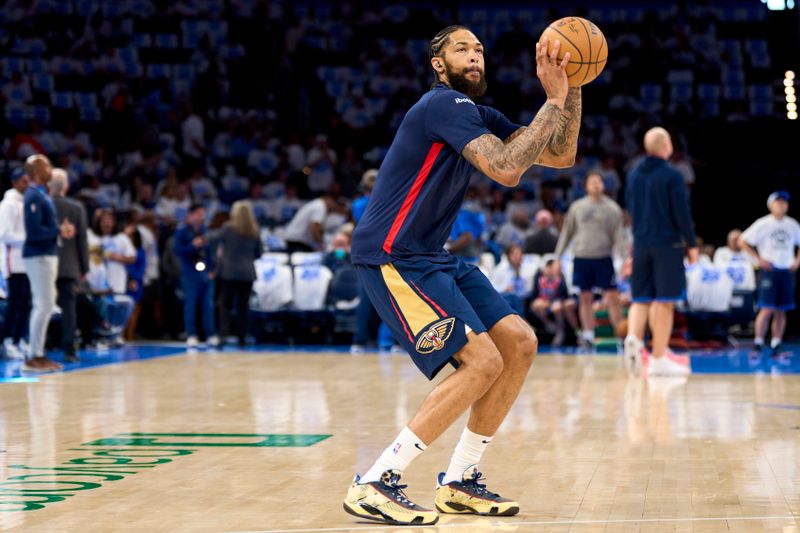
[146,64,172,79]
[670,83,693,103]
[51,92,74,109]
[32,75,54,92]
[154,34,179,49]
[697,84,720,101]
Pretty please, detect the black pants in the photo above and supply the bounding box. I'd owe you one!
[3,273,31,343]
[285,241,315,253]
[57,278,78,355]
[219,279,253,343]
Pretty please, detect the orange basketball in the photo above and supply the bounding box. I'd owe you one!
[539,17,608,87]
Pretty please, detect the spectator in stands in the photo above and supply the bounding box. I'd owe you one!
[89,209,136,342]
[739,191,800,356]
[351,169,377,224]
[338,147,366,197]
[523,209,559,255]
[123,225,147,341]
[448,188,485,262]
[530,258,578,347]
[216,201,262,346]
[173,203,218,349]
[283,192,339,253]
[186,166,218,202]
[0,168,31,359]
[50,168,89,362]
[23,154,74,372]
[306,134,337,195]
[713,229,750,264]
[86,245,133,340]
[181,103,207,170]
[555,173,626,349]
[156,181,191,227]
[624,128,697,377]
[671,145,696,189]
[494,207,531,249]
[489,244,532,315]
[323,232,352,274]
[3,73,32,109]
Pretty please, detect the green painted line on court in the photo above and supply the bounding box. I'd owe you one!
[1,433,332,511]
[82,433,332,447]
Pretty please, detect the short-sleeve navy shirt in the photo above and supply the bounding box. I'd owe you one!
[351,83,521,265]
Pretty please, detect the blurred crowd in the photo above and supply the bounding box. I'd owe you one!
[0,1,788,361]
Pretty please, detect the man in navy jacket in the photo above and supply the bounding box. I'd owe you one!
[624,128,698,377]
[22,154,75,372]
[173,203,217,349]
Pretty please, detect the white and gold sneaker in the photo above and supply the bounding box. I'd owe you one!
[343,470,438,525]
[435,468,519,516]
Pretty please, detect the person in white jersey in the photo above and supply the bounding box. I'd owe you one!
[739,191,800,356]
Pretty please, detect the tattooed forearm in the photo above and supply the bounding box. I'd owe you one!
[463,102,562,184]
[548,87,581,158]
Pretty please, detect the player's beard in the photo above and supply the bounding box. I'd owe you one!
[445,63,487,98]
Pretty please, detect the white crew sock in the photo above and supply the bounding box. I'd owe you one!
[771,337,782,348]
[442,427,492,485]
[360,427,426,483]
[755,336,765,346]
[582,330,595,342]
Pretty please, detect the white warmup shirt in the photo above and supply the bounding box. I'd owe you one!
[741,215,800,269]
[283,198,327,248]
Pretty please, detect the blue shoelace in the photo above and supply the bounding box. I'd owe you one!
[380,473,415,507]
[462,471,500,498]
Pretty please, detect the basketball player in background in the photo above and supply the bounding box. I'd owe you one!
[344,26,581,525]
[623,128,697,378]
[554,172,626,349]
[739,191,800,356]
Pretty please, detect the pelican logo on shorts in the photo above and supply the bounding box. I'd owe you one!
[415,317,456,354]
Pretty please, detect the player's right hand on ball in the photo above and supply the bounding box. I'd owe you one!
[536,37,570,107]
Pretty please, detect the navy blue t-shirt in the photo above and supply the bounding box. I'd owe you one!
[351,83,521,265]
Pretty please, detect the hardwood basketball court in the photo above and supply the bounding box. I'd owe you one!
[1,346,799,532]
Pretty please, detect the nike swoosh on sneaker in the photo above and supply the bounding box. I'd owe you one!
[481,440,491,444]
[414,443,424,451]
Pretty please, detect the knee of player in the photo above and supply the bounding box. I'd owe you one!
[468,337,504,382]
[515,327,538,365]
[506,321,538,366]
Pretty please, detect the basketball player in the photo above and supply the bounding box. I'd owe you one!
[344,26,582,525]
[623,128,697,378]
[739,191,800,356]
[554,172,625,349]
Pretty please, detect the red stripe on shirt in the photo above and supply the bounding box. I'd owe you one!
[409,280,448,318]
[387,290,414,343]
[382,142,444,255]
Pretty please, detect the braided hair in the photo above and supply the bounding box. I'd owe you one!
[428,25,470,87]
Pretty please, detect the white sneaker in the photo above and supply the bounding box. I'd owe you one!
[350,344,366,355]
[648,355,691,377]
[186,336,199,349]
[623,336,643,376]
[207,335,220,348]
[19,339,30,356]
[4,339,24,360]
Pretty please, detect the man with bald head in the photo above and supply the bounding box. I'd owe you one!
[50,168,89,362]
[22,154,75,371]
[624,127,698,377]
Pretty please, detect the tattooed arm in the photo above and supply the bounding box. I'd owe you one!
[462,100,564,187]
[540,87,581,167]
[502,87,581,169]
